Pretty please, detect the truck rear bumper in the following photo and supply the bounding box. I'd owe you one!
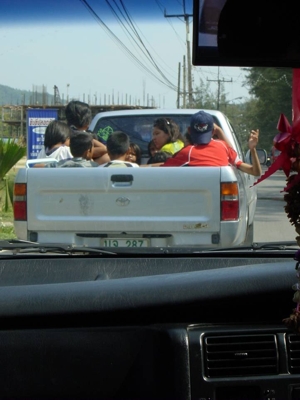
[21,224,245,248]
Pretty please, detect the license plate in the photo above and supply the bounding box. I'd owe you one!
[101,239,148,248]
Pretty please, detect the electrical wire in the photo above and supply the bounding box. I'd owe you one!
[155,0,186,46]
[118,0,178,89]
[79,0,178,92]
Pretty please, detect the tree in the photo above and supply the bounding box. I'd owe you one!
[190,78,222,110]
[242,67,292,150]
[219,100,254,152]
[0,138,26,211]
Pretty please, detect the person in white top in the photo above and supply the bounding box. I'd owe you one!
[37,120,73,161]
[100,131,139,168]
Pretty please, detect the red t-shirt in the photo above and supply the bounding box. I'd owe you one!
[161,140,243,167]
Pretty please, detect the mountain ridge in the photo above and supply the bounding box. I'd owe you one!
[0,84,55,106]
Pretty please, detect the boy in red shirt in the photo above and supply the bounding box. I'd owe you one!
[161,110,262,177]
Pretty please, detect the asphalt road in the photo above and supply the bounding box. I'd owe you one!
[254,168,297,243]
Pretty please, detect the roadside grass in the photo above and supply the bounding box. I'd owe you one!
[0,224,16,240]
[0,171,17,240]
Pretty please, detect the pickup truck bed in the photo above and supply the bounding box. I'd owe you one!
[14,165,254,248]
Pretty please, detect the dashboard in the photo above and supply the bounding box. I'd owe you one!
[0,253,298,399]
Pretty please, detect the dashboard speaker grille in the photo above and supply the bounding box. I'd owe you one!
[203,334,278,378]
[287,333,300,374]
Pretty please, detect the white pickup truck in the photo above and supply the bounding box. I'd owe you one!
[13,109,263,249]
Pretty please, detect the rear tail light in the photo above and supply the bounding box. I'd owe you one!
[13,183,27,221]
[221,182,239,221]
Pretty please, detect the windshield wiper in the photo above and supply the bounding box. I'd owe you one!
[202,241,299,252]
[1,239,298,256]
[0,240,185,255]
[252,241,299,250]
[0,240,117,255]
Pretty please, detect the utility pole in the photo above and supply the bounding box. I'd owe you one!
[66,84,70,104]
[143,79,146,107]
[164,0,193,107]
[207,67,232,110]
[183,55,186,108]
[177,62,181,109]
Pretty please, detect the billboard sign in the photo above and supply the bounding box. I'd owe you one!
[27,108,58,159]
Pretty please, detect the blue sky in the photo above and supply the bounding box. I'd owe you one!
[0,0,249,108]
[0,0,190,24]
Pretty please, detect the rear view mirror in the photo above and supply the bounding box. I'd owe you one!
[193,0,300,68]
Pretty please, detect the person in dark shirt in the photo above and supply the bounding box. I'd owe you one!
[65,100,110,165]
[148,151,172,164]
[55,131,99,168]
[100,131,139,168]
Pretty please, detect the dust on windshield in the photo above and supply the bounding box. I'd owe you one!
[0,0,297,251]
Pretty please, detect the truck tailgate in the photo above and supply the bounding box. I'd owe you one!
[27,167,222,234]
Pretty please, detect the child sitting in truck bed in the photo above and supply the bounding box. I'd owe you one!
[100,131,140,168]
[37,120,73,161]
[54,131,99,168]
[65,100,109,165]
[160,110,262,177]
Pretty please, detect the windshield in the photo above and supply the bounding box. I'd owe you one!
[0,0,297,254]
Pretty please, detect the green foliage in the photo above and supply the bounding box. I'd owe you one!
[226,99,262,151]
[0,138,26,212]
[0,225,16,240]
[0,172,16,212]
[0,172,16,240]
[0,137,26,181]
[7,173,15,208]
[191,78,224,109]
[242,67,292,151]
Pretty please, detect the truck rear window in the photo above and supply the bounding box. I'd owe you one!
[92,114,220,156]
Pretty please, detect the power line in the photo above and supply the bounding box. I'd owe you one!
[207,67,232,109]
[155,0,186,47]
[79,0,178,91]
[116,0,178,90]
[106,0,177,83]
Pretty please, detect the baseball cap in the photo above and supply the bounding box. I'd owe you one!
[189,111,214,145]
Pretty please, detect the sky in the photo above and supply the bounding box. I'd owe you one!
[0,0,250,109]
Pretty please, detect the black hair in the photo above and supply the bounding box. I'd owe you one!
[129,142,142,165]
[65,100,92,129]
[106,131,130,157]
[69,132,93,157]
[43,120,71,149]
[148,139,157,156]
[150,151,172,163]
[153,117,184,144]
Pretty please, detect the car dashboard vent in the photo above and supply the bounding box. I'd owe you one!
[203,334,278,378]
[287,333,300,374]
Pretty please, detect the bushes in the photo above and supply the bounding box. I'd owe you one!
[0,137,26,212]
[0,137,25,239]
[0,170,17,239]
